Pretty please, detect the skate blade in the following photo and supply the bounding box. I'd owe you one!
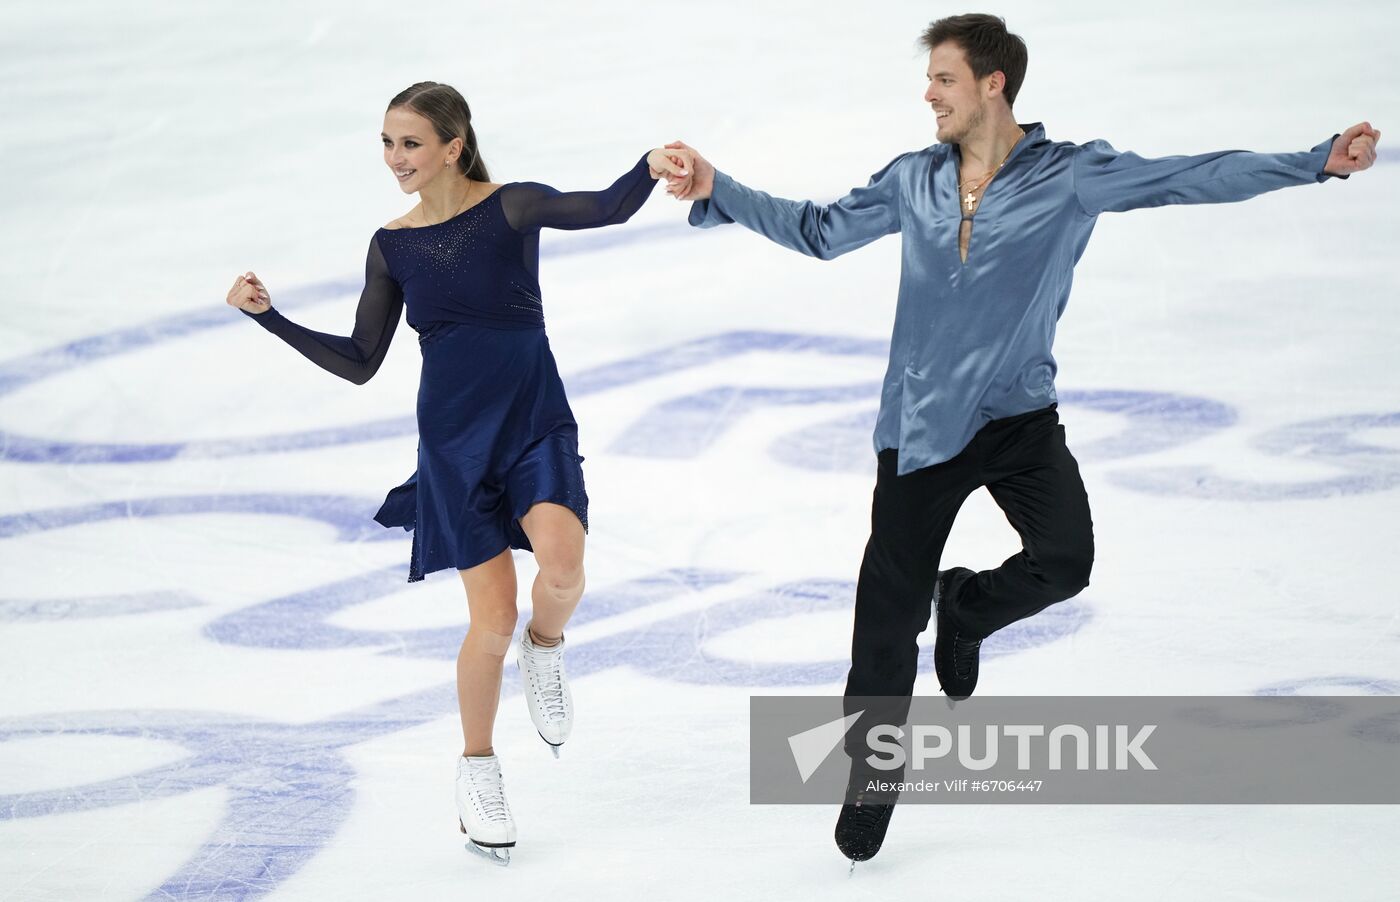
[537,730,563,758]
[465,841,512,867]
[460,819,515,866]
[848,859,856,877]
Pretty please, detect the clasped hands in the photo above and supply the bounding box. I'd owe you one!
[647,141,714,202]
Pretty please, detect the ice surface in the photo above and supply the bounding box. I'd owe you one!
[2,1,1397,899]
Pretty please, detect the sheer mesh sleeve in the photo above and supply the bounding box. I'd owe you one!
[499,152,658,232]
[241,233,403,385]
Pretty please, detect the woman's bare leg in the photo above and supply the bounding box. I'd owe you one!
[456,547,518,757]
[517,501,586,643]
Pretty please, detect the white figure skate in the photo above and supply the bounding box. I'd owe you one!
[517,623,573,757]
[455,754,516,866]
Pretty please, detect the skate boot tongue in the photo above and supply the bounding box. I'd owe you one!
[524,640,567,717]
[465,757,508,819]
[519,625,574,753]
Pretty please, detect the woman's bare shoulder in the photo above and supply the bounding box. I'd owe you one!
[382,208,419,231]
[382,184,506,230]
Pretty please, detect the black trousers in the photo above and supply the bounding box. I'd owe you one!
[842,404,1094,747]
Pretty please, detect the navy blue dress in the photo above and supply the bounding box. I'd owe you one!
[242,153,658,581]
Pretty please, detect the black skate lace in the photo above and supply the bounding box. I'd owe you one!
[936,574,980,680]
[952,633,982,679]
[848,794,892,828]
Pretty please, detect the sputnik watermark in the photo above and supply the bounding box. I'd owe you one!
[788,714,1156,783]
[787,710,865,784]
[864,723,1157,771]
[751,696,1400,804]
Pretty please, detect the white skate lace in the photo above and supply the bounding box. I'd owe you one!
[467,762,510,823]
[525,641,568,722]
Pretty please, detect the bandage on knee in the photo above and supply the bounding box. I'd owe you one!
[464,626,513,656]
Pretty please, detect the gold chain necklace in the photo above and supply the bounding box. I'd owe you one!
[421,178,476,227]
[957,129,1024,214]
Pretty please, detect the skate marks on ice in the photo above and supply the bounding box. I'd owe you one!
[1256,676,1400,697]
[1106,410,1400,500]
[577,330,1394,500]
[1,301,1395,898]
[0,493,1092,899]
[618,362,1400,500]
[0,491,397,628]
[0,563,734,898]
[5,306,1397,501]
[0,227,691,464]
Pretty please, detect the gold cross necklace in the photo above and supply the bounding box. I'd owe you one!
[957,128,1024,213]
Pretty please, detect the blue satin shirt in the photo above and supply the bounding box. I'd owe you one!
[688,122,1341,475]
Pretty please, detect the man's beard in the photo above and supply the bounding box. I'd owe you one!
[951,101,987,143]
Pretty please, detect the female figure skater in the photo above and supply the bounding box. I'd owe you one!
[223,81,690,866]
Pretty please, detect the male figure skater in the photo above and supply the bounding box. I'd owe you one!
[661,13,1379,865]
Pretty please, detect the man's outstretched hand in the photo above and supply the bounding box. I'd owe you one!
[1325,122,1381,176]
[661,140,715,201]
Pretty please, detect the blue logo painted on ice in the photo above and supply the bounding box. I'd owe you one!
[2,302,1388,898]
